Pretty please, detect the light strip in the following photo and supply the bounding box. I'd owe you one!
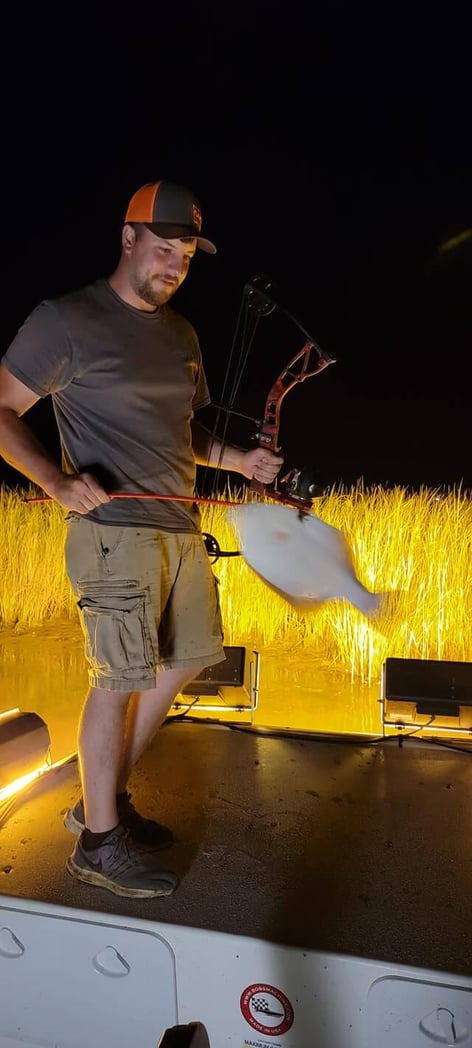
[0,763,51,802]
[0,752,77,803]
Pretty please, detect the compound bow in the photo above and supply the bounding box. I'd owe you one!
[210,274,336,514]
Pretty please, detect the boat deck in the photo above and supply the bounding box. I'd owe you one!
[1,718,471,977]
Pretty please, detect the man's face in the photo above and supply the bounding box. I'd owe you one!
[127,226,197,307]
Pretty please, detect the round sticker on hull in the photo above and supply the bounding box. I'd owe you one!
[240,983,294,1036]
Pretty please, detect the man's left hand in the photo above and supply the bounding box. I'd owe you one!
[239,447,284,484]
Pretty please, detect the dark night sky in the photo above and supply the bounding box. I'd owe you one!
[1,4,470,493]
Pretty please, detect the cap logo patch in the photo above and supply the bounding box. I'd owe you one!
[192,203,202,231]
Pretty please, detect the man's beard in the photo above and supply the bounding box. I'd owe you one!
[132,274,173,307]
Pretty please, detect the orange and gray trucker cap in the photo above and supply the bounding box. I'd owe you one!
[125,181,217,254]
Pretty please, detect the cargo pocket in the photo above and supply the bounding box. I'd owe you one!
[78,592,155,679]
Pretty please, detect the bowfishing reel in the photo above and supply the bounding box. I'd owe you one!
[274,465,329,505]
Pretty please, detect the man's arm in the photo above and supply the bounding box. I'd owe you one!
[0,365,110,512]
[191,419,283,485]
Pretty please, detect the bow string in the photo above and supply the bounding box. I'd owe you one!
[206,274,336,514]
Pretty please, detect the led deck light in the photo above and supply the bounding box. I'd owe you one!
[381,658,472,737]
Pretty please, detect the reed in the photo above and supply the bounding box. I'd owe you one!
[1,483,471,684]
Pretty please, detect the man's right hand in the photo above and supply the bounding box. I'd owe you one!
[0,371,112,512]
[47,472,111,513]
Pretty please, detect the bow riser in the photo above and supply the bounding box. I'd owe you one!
[250,341,336,509]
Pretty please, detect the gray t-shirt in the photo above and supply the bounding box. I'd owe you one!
[2,278,210,530]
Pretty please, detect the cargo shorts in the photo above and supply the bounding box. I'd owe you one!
[65,515,226,691]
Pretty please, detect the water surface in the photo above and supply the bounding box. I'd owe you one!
[0,622,381,763]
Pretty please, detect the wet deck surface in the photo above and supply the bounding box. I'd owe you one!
[1,719,471,977]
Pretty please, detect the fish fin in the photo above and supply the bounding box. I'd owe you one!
[363,590,404,627]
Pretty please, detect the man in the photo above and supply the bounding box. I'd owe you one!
[0,180,283,899]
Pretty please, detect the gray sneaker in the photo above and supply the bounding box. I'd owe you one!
[64,792,174,850]
[66,825,179,898]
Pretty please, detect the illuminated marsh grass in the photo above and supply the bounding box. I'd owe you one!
[306,485,472,681]
[0,488,75,627]
[1,484,471,684]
